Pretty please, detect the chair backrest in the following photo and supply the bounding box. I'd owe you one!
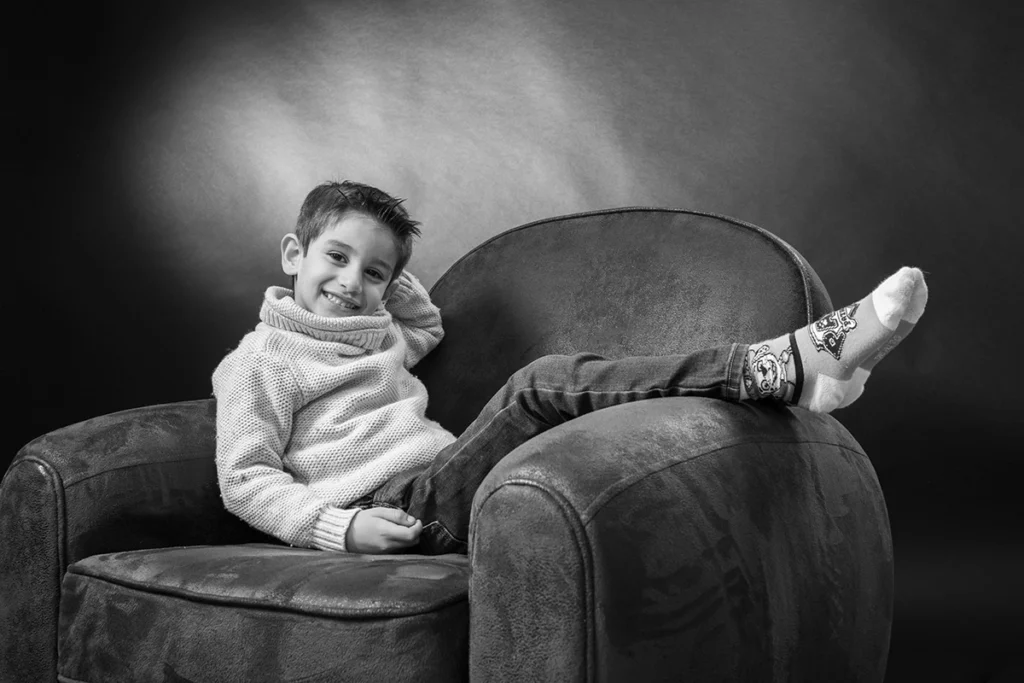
[414,208,833,434]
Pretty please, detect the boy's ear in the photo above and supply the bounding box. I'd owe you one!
[280,233,303,276]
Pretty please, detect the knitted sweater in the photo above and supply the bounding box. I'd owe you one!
[212,271,456,552]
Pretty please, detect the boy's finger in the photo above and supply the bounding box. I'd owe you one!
[374,507,418,526]
[385,520,422,544]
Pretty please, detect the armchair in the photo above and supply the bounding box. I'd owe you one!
[1,208,893,682]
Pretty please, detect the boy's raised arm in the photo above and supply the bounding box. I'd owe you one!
[212,351,359,551]
[385,271,444,368]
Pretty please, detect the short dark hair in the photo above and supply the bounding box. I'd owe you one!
[295,180,421,278]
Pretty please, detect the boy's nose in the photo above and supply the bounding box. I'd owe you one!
[339,270,361,293]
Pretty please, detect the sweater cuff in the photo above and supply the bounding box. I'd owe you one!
[312,506,361,552]
[390,271,425,303]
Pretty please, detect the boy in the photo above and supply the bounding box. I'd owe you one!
[212,180,928,555]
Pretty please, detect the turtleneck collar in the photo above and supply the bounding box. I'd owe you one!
[259,287,392,354]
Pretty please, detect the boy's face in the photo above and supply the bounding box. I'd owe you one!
[281,212,401,318]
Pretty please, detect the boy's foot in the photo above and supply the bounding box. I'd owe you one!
[739,266,928,413]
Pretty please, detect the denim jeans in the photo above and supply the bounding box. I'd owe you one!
[371,343,747,554]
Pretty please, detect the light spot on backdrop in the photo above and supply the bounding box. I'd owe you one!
[122,0,648,294]
[115,0,1003,359]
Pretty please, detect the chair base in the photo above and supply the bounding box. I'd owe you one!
[58,544,470,683]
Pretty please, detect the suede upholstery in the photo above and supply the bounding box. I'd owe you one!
[414,208,832,433]
[0,208,892,683]
[59,547,470,682]
[469,398,890,682]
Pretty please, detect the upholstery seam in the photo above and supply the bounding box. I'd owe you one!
[65,568,469,621]
[62,453,214,487]
[581,433,868,523]
[17,399,214,453]
[428,208,817,325]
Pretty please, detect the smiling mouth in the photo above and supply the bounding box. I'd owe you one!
[323,291,360,311]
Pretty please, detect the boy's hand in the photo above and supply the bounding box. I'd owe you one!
[346,507,423,554]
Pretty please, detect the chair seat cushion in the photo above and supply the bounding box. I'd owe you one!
[58,544,470,683]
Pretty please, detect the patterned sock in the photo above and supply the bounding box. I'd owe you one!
[740,266,928,413]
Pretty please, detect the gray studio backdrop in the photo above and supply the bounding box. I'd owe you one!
[9,1,1021,681]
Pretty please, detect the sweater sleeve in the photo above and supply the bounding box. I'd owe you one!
[385,270,444,368]
[212,350,359,551]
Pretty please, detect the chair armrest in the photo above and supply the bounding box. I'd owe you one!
[467,396,893,683]
[0,399,274,683]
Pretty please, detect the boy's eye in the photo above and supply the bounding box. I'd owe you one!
[328,252,347,263]
[367,269,384,281]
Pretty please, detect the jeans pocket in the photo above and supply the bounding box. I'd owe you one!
[420,521,468,555]
[351,494,375,510]
[371,463,429,510]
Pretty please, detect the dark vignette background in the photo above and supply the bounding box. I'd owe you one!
[6,1,1022,680]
